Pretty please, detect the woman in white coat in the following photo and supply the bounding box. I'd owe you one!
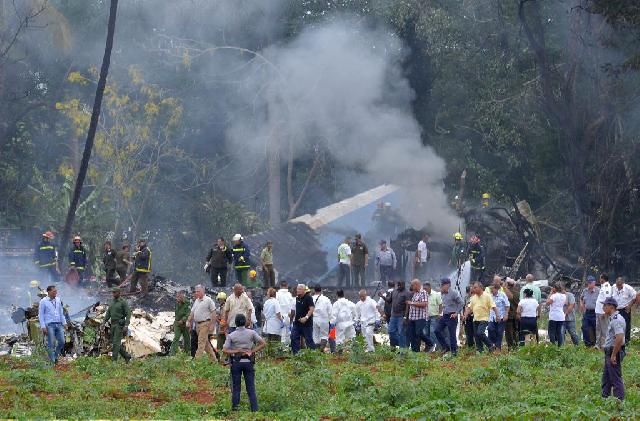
[262,288,284,343]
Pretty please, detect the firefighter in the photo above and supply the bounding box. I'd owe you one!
[469,235,486,285]
[103,241,118,288]
[231,234,251,285]
[34,231,60,283]
[449,232,467,269]
[130,239,152,295]
[68,236,88,285]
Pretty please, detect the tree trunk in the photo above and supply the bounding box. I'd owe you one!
[60,0,119,260]
[267,110,281,226]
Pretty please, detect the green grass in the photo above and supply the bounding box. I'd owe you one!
[0,338,638,419]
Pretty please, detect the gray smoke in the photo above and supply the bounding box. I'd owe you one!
[226,21,460,235]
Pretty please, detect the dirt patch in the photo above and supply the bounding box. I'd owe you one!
[182,390,215,405]
[33,392,57,401]
[53,363,71,372]
[130,391,167,407]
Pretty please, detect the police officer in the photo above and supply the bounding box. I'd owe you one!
[223,313,266,412]
[68,235,88,285]
[601,297,626,400]
[34,231,60,283]
[130,239,151,294]
[104,287,132,362]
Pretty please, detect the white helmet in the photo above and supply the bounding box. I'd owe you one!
[232,234,242,241]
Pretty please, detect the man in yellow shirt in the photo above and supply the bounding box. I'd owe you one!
[463,282,499,353]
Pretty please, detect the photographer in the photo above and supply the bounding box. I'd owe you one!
[223,314,266,412]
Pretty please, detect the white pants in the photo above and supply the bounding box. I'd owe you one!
[313,320,329,344]
[281,316,291,345]
[336,324,356,345]
[362,324,375,352]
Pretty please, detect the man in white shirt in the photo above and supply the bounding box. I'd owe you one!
[596,274,613,348]
[415,234,430,279]
[330,289,356,347]
[337,237,352,287]
[276,281,295,345]
[355,289,380,352]
[187,284,217,360]
[612,276,639,343]
[311,285,333,351]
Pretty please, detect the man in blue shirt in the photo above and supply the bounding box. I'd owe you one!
[38,285,67,364]
[488,283,509,350]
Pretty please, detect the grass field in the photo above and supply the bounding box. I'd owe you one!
[0,338,638,420]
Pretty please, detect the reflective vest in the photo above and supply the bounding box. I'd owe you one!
[232,242,250,269]
[469,244,485,270]
[69,246,88,271]
[135,247,152,273]
[34,241,57,268]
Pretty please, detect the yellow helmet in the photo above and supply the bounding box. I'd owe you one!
[249,269,257,278]
[453,232,463,241]
[216,291,227,300]
[482,193,490,199]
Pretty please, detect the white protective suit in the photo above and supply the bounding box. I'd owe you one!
[276,288,295,345]
[262,297,283,336]
[331,298,357,345]
[356,296,380,352]
[312,293,333,345]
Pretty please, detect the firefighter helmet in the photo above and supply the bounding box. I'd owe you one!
[453,232,463,241]
[249,269,257,278]
[216,291,227,300]
[43,231,55,239]
[232,234,242,242]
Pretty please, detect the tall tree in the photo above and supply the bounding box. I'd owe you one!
[59,0,119,260]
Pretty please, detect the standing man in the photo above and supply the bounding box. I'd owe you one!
[415,234,430,279]
[351,234,369,288]
[260,241,276,288]
[464,282,499,353]
[204,237,232,288]
[449,232,467,269]
[231,234,251,285]
[406,279,432,352]
[563,285,580,345]
[468,236,485,285]
[34,231,60,283]
[215,292,228,354]
[223,284,253,335]
[520,274,542,303]
[130,239,151,295]
[487,283,509,350]
[375,240,396,285]
[170,291,191,355]
[68,235,88,285]
[103,241,118,288]
[103,287,132,362]
[187,285,217,360]
[596,273,613,348]
[379,281,411,349]
[355,289,380,352]
[311,285,333,351]
[377,280,396,323]
[276,281,295,346]
[580,276,599,347]
[434,278,463,356]
[601,297,626,400]
[503,279,520,349]
[423,281,442,349]
[38,285,66,364]
[291,284,316,354]
[115,244,130,284]
[611,277,638,344]
[223,314,266,412]
[337,237,352,288]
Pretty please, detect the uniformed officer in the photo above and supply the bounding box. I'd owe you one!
[601,297,626,400]
[104,287,132,362]
[223,313,266,412]
[170,291,191,355]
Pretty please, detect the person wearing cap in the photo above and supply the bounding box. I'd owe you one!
[260,241,276,289]
[291,284,316,354]
[375,240,396,285]
[351,234,369,288]
[580,276,599,347]
[601,297,626,400]
[130,239,151,295]
[34,231,60,283]
[337,237,352,287]
[187,284,217,360]
[104,288,132,362]
[68,235,88,285]
[231,234,251,285]
[611,277,638,343]
[434,278,463,355]
[449,232,467,269]
[205,237,232,288]
[311,284,333,351]
[170,291,191,355]
[595,273,613,348]
[468,236,485,284]
[215,291,228,354]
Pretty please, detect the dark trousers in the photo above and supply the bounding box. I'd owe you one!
[262,264,275,288]
[290,321,315,354]
[471,267,485,285]
[105,268,118,287]
[379,265,393,284]
[231,361,258,411]
[505,318,518,349]
[548,320,565,347]
[406,319,432,352]
[190,329,198,358]
[435,313,458,354]
[39,266,59,283]
[488,320,506,349]
[518,317,538,345]
[337,263,350,287]
[464,315,475,348]
[352,265,365,287]
[602,350,625,400]
[619,308,632,344]
[130,272,149,294]
[473,321,492,352]
[582,310,597,347]
[116,267,127,283]
[210,267,228,287]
